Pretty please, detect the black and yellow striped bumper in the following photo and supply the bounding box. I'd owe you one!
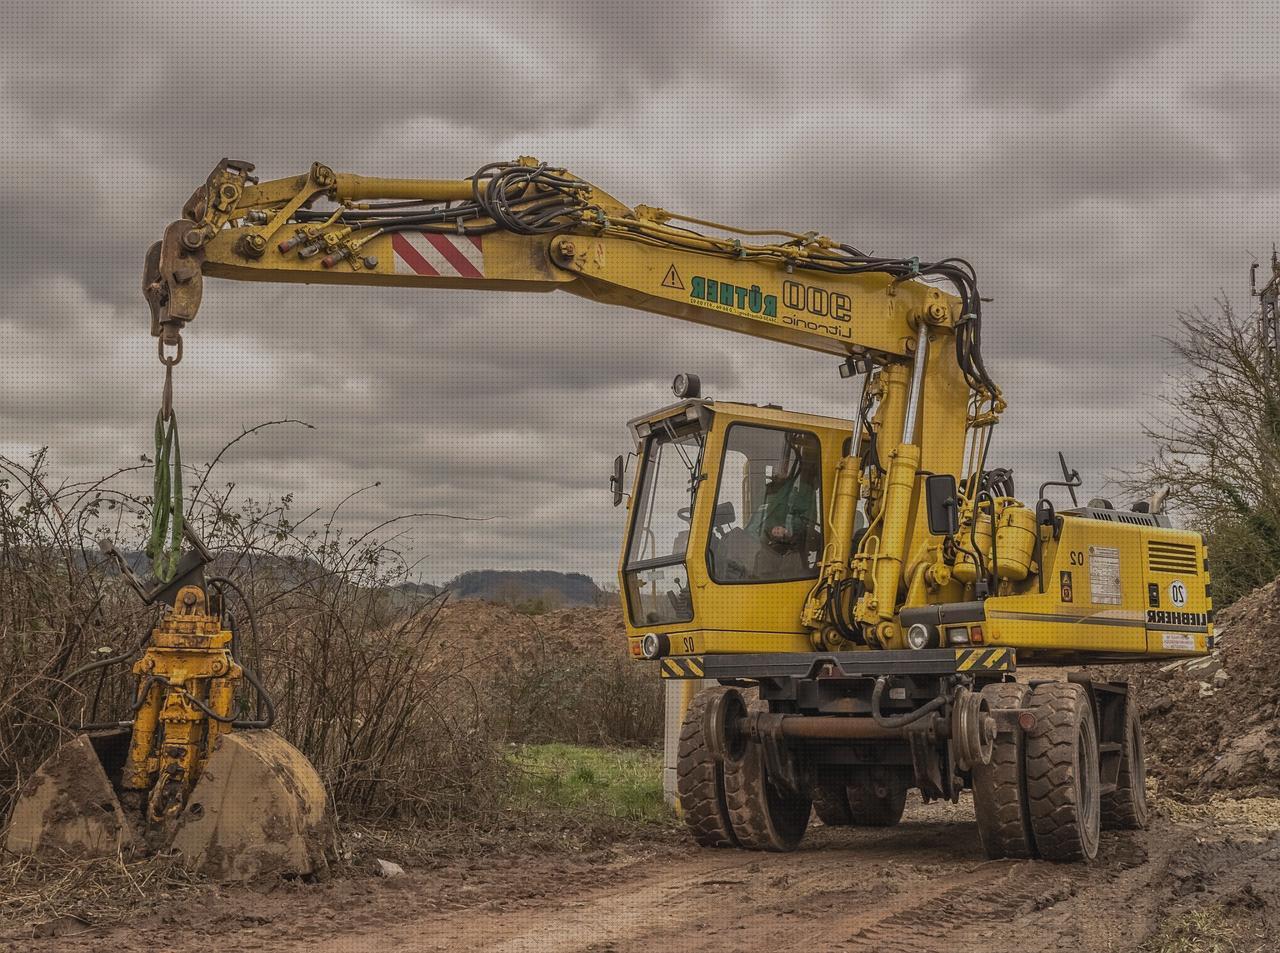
[654,647,1017,680]
[954,647,1014,672]
[659,656,706,679]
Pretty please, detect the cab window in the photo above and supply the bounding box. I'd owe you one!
[707,425,823,584]
[624,425,704,625]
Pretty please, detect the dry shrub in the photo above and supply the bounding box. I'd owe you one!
[0,435,509,827]
[481,622,662,747]
[1,427,659,834]
[0,451,154,816]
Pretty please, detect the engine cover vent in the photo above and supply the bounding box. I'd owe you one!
[1148,540,1199,575]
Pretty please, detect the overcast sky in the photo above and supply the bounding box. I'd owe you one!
[1,0,1276,584]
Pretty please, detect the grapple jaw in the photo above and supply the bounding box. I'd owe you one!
[172,730,331,881]
[4,732,136,860]
[4,730,330,882]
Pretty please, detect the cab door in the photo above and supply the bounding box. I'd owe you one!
[692,419,828,643]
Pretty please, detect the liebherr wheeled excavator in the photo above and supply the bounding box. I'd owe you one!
[6,158,1213,874]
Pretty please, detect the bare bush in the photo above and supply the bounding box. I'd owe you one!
[0,452,154,815]
[480,618,662,748]
[0,434,509,827]
[1131,296,1280,607]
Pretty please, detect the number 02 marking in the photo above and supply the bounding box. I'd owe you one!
[1069,550,1085,566]
[682,636,695,654]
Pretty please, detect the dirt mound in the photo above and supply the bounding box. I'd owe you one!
[421,600,659,747]
[428,601,626,659]
[1096,577,1280,801]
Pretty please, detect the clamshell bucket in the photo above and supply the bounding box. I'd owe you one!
[5,541,330,881]
[4,731,136,861]
[170,730,331,881]
[5,729,329,882]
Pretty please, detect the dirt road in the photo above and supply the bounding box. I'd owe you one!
[11,797,1279,953]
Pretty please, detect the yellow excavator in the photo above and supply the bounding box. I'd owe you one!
[5,158,1213,874]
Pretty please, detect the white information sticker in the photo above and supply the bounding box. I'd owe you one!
[1089,545,1122,605]
[1161,632,1196,652]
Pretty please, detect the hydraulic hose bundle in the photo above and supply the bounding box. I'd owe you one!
[282,159,1000,403]
[290,160,591,240]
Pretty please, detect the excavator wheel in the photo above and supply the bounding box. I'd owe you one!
[1023,682,1101,862]
[972,682,1037,859]
[676,687,741,849]
[722,702,810,852]
[811,783,853,826]
[845,767,909,827]
[1101,696,1150,831]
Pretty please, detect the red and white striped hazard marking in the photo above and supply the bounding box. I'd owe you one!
[390,232,484,278]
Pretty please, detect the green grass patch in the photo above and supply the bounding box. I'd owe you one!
[509,743,671,826]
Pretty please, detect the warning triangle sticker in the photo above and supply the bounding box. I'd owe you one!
[662,264,685,290]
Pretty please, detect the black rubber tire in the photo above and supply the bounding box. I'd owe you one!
[845,767,908,827]
[1024,681,1102,863]
[812,783,853,826]
[676,687,740,848]
[1101,696,1149,831]
[723,703,810,851]
[972,682,1036,860]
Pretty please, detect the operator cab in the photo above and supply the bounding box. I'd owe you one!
[616,380,853,659]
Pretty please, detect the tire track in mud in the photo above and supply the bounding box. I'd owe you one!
[382,819,1280,953]
[21,799,1280,953]
[836,830,1280,953]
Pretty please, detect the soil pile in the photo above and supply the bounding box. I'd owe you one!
[1098,577,1280,801]
[423,600,660,747]
[428,602,627,661]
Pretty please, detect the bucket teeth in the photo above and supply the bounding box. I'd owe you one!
[4,734,136,861]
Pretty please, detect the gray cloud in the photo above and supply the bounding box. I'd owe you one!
[1,0,1276,582]
[922,0,1201,110]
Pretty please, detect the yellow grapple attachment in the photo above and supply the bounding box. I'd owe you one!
[4,571,330,881]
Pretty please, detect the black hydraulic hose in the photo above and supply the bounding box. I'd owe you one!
[871,676,946,728]
[975,489,999,591]
[64,625,153,683]
[969,490,990,583]
[234,661,276,729]
[207,575,276,728]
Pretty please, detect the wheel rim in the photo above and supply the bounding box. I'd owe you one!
[1078,720,1101,855]
[1131,718,1148,818]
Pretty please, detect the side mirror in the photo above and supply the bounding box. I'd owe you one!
[610,454,625,507]
[924,474,960,536]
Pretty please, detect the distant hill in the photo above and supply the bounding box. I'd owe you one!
[443,570,605,608]
[96,549,601,610]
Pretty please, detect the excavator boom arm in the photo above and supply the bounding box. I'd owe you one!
[146,158,998,396]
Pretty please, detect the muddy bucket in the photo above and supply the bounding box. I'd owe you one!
[171,730,331,881]
[5,729,330,882]
[4,731,137,861]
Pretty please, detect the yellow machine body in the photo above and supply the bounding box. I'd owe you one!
[8,154,1212,875]
[616,401,1212,666]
